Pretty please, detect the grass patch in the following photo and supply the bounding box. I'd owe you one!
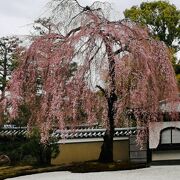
[68,161,148,173]
[0,161,148,180]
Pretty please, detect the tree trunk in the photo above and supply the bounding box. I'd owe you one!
[98,38,117,163]
[99,99,116,162]
[99,132,113,163]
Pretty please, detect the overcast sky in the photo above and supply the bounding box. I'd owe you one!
[0,0,179,37]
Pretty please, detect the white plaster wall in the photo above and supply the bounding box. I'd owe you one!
[160,101,180,112]
[149,121,180,149]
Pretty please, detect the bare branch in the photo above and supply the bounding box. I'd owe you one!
[66,26,81,37]
[89,40,103,61]
[96,85,108,98]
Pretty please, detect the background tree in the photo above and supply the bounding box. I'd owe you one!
[32,17,60,35]
[124,1,180,87]
[124,1,180,52]
[0,36,21,99]
[0,36,23,124]
[0,0,179,163]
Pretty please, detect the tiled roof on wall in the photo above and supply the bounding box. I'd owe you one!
[53,127,137,139]
[0,127,137,139]
[0,127,27,137]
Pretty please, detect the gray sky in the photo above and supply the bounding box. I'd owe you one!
[0,0,179,37]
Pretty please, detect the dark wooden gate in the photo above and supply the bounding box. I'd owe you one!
[129,135,147,163]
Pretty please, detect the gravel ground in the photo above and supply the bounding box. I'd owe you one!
[6,166,180,180]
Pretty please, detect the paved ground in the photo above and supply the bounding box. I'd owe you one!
[6,166,180,180]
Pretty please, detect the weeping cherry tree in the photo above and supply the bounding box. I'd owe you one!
[0,0,179,162]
